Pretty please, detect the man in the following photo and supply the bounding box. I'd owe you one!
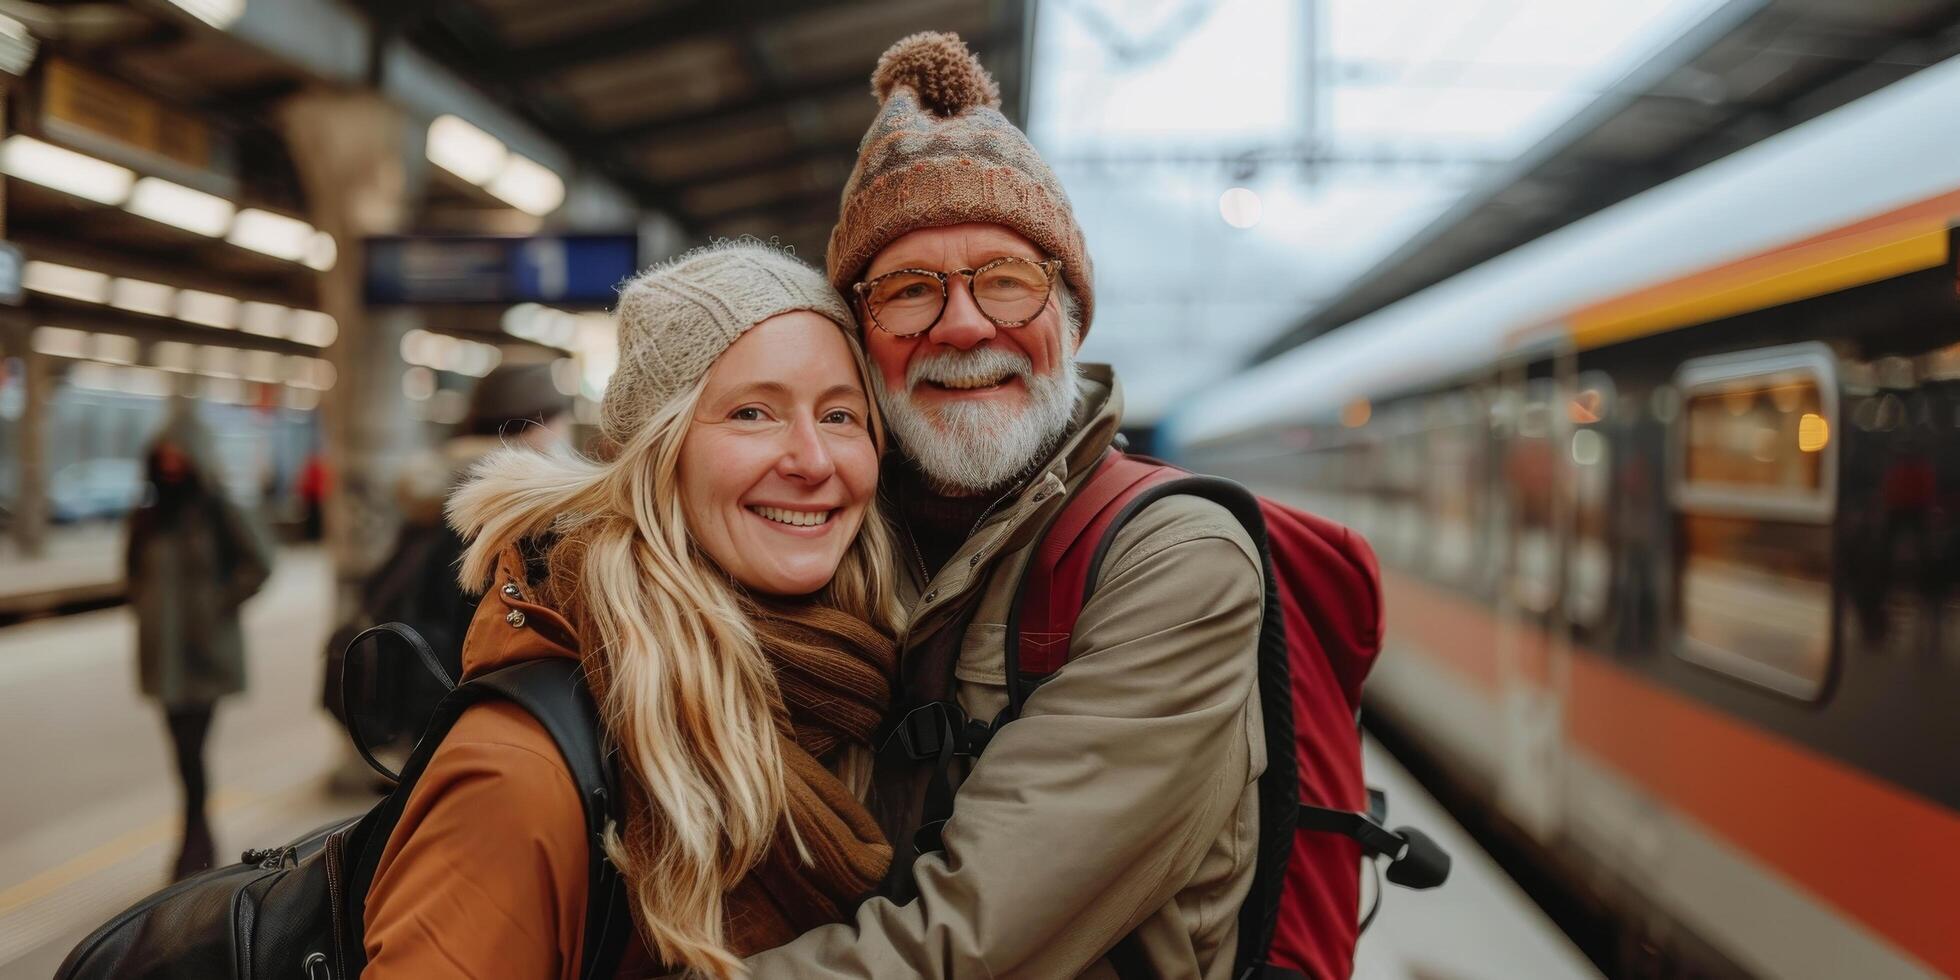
[746,32,1265,979]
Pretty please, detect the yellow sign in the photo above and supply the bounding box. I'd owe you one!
[40,57,210,170]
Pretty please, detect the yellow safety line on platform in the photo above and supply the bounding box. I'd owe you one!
[1569,224,1950,351]
[0,786,265,915]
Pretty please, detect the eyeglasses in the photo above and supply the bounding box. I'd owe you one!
[853,256,1063,337]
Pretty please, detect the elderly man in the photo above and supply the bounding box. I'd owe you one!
[746,32,1266,979]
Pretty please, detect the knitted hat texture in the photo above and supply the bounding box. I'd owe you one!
[827,32,1095,335]
[601,240,854,445]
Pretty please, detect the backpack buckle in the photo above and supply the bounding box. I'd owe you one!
[884,701,956,761]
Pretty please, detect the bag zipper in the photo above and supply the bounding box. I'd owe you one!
[324,830,350,980]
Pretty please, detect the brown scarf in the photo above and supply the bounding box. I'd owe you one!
[542,539,895,966]
[721,598,897,954]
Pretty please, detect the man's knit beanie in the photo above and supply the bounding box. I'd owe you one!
[601,239,854,446]
[827,32,1095,335]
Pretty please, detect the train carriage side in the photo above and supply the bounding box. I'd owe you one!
[1182,219,1960,980]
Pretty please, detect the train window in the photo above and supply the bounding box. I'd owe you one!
[1672,344,1837,700]
[1425,392,1483,584]
[1506,379,1559,615]
[1565,374,1614,626]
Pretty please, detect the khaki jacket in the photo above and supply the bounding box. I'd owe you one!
[747,365,1267,979]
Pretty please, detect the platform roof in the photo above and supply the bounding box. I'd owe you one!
[1252,0,1960,362]
[355,0,1035,260]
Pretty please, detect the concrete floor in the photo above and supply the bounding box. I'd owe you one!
[0,544,1597,979]
[0,546,370,979]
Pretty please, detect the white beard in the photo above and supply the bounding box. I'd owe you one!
[876,342,1079,494]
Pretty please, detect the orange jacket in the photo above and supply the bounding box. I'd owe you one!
[361,546,657,978]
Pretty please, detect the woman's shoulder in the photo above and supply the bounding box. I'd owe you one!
[421,697,580,803]
[364,701,595,977]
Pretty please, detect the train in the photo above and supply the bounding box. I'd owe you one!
[1166,47,1960,980]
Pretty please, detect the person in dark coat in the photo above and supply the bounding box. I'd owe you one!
[124,407,275,879]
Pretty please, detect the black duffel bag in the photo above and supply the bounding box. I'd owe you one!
[56,624,630,980]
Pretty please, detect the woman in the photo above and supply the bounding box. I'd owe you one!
[362,241,902,979]
[124,407,274,879]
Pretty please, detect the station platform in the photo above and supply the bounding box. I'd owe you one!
[0,526,126,621]
[0,547,1597,980]
[0,546,368,979]
[1356,737,1599,980]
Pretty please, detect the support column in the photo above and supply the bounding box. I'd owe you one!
[278,91,419,600]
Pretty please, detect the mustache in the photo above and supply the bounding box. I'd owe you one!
[904,345,1035,390]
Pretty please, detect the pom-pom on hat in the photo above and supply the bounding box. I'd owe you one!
[601,239,854,446]
[828,32,1095,336]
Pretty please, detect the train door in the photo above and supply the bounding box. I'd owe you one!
[1493,355,1571,840]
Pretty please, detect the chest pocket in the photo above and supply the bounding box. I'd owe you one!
[952,621,1011,724]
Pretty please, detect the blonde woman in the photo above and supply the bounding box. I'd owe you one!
[361,242,902,979]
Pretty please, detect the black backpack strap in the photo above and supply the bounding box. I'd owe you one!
[470,660,632,980]
[344,657,630,980]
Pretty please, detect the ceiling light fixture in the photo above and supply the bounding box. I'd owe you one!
[0,135,134,205]
[23,261,111,303]
[238,301,289,338]
[227,208,315,261]
[109,278,177,318]
[164,0,246,29]
[125,177,236,237]
[487,154,565,216]
[303,231,337,272]
[1218,187,1262,229]
[427,114,508,186]
[177,289,239,329]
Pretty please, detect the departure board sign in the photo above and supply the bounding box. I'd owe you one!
[363,233,639,307]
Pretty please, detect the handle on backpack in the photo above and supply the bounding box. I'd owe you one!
[340,622,454,781]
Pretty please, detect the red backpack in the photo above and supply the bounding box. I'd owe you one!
[1005,450,1449,980]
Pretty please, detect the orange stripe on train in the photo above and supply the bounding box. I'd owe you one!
[1378,570,1960,977]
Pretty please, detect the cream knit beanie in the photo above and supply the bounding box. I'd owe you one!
[600,239,854,446]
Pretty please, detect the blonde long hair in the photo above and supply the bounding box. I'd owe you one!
[448,332,901,978]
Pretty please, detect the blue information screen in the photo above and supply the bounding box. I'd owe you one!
[363,234,639,307]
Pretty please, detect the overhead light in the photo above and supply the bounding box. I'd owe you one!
[23,261,111,303]
[238,301,288,338]
[0,135,134,205]
[289,309,338,347]
[110,278,177,318]
[1218,187,1262,229]
[152,341,196,373]
[91,332,139,364]
[199,345,237,378]
[164,0,245,29]
[31,325,89,358]
[427,114,507,186]
[242,349,283,383]
[227,208,314,261]
[125,177,235,237]
[487,154,565,216]
[200,375,245,404]
[177,289,238,329]
[303,231,336,272]
[0,14,39,77]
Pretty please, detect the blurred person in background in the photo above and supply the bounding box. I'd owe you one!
[123,405,275,880]
[388,360,574,676]
[362,241,903,979]
[324,361,573,788]
[295,448,330,541]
